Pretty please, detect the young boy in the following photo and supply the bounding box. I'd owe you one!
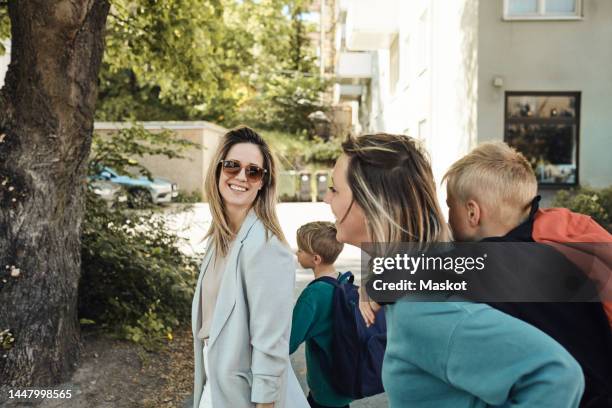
[443,142,612,406]
[290,221,353,408]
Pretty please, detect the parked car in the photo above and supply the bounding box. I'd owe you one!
[89,179,128,208]
[92,167,178,208]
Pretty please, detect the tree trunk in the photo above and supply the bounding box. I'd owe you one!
[0,0,109,388]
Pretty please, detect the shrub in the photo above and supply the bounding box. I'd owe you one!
[174,190,202,203]
[552,186,611,231]
[303,136,343,166]
[262,131,342,169]
[79,190,199,350]
[80,123,203,350]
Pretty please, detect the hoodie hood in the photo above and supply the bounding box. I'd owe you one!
[533,206,612,328]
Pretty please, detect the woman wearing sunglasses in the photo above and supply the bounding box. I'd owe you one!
[192,126,306,408]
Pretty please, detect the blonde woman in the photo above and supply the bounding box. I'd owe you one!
[191,126,307,408]
[324,133,585,408]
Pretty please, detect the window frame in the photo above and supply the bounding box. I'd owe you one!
[504,91,581,188]
[503,0,583,21]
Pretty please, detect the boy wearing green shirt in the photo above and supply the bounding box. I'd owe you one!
[290,221,353,408]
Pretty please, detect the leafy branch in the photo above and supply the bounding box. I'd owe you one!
[88,123,199,180]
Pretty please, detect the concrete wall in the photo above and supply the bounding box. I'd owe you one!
[94,122,226,200]
[478,0,612,187]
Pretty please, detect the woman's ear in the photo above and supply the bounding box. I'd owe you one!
[466,199,481,227]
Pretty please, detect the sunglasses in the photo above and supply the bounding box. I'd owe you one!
[219,159,267,183]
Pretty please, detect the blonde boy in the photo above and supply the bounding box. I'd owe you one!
[290,222,353,408]
[443,141,537,241]
[443,141,612,405]
[295,222,344,279]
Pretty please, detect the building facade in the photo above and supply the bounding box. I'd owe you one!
[337,0,612,195]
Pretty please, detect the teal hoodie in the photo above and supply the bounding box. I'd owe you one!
[382,298,584,408]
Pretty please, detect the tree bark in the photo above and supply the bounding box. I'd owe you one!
[0,0,109,388]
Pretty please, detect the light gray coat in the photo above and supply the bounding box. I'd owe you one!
[191,211,299,407]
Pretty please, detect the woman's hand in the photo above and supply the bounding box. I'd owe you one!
[359,286,381,327]
[256,403,274,408]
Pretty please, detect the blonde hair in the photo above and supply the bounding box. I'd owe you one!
[296,221,344,264]
[204,126,286,257]
[443,141,537,224]
[341,133,450,246]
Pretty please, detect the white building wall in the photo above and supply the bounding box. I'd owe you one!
[478,0,612,187]
[361,0,478,206]
[429,0,478,190]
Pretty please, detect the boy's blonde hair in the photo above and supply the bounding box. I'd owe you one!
[443,142,537,224]
[296,221,344,264]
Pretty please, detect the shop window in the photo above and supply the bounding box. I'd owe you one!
[504,92,580,185]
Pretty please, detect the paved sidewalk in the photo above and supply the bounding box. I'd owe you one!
[162,202,362,261]
[166,203,388,407]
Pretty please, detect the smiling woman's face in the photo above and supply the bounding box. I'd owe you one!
[218,143,264,212]
[324,154,370,247]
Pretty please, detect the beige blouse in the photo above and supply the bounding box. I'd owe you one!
[197,251,229,340]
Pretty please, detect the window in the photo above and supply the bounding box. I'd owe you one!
[503,0,582,20]
[389,35,400,95]
[504,92,580,186]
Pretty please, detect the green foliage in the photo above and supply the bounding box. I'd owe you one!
[82,122,202,350]
[0,329,15,351]
[79,191,199,350]
[174,190,202,203]
[596,187,612,218]
[100,0,253,123]
[262,130,342,170]
[231,0,328,132]
[96,68,195,122]
[89,123,198,180]
[261,130,308,169]
[0,0,329,132]
[96,0,327,134]
[552,186,612,231]
[303,136,343,166]
[0,5,9,55]
[238,73,328,134]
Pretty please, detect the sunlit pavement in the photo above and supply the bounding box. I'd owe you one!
[163,202,362,260]
[166,202,388,407]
